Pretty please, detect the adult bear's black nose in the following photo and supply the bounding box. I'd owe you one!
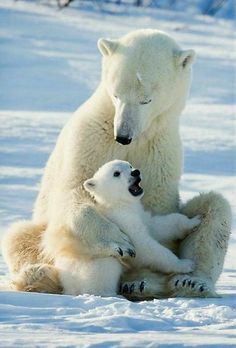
[131,169,140,177]
[115,136,132,145]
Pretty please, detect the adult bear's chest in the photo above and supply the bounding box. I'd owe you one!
[126,136,181,215]
[82,116,180,214]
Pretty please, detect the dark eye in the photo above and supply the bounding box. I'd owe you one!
[113,171,120,177]
[140,99,152,105]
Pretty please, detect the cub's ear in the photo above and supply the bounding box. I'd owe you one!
[83,179,96,192]
[97,38,118,56]
[176,49,196,69]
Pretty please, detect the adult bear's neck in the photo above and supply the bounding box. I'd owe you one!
[92,83,115,120]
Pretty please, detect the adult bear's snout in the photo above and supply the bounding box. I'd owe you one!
[115,136,132,145]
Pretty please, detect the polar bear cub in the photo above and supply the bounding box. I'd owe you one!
[82,160,201,295]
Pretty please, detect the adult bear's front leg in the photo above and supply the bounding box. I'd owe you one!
[42,203,136,262]
[168,191,232,297]
[70,204,136,259]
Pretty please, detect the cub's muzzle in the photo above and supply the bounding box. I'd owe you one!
[129,169,143,196]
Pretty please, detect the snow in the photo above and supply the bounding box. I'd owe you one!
[0,292,236,347]
[0,0,235,346]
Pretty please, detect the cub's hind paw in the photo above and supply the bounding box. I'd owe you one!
[176,259,195,273]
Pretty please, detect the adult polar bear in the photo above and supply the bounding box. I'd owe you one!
[2,29,231,298]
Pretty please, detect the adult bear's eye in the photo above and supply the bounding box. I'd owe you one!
[140,99,152,105]
[114,171,120,177]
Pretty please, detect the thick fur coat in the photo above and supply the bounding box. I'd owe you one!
[76,160,200,296]
[2,29,231,298]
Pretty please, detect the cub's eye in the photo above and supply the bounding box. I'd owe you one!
[140,99,152,105]
[113,171,120,177]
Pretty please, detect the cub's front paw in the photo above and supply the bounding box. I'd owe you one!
[176,259,195,273]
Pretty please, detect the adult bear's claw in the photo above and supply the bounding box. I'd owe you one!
[128,248,136,258]
[117,247,123,256]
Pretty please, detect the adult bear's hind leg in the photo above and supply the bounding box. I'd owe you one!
[12,263,63,294]
[1,220,62,294]
[1,220,45,274]
[168,191,232,297]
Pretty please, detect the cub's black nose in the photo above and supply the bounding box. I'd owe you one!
[115,136,132,145]
[131,169,140,177]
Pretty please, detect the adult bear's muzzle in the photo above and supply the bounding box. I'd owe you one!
[115,136,132,145]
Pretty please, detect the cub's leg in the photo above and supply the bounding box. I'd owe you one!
[149,213,201,243]
[135,232,194,274]
[122,192,231,300]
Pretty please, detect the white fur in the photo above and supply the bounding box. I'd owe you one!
[55,256,122,296]
[81,160,200,295]
[2,29,231,298]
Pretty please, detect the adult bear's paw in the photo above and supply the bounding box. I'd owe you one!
[109,239,136,259]
[119,280,147,298]
[12,264,63,294]
[168,274,219,298]
[74,204,136,259]
[90,232,136,260]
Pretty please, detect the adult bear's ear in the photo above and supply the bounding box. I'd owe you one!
[83,179,96,192]
[97,38,118,56]
[176,49,196,69]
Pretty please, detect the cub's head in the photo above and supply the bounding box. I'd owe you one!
[83,160,143,206]
[98,29,195,145]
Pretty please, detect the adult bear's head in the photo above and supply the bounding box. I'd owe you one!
[98,29,195,145]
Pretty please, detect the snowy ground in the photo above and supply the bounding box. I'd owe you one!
[0,0,235,346]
